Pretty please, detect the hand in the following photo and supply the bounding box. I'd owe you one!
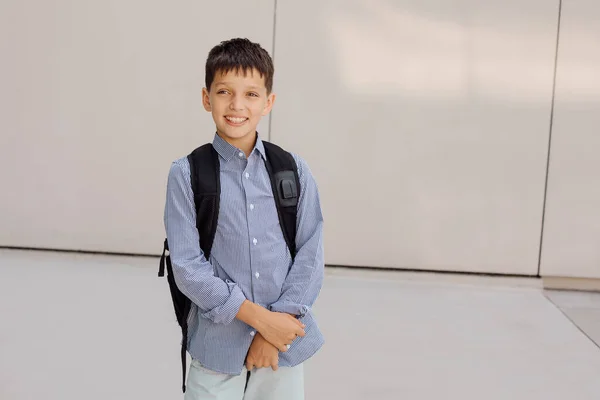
[246,332,279,371]
[256,311,306,352]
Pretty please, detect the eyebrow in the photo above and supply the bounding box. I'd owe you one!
[214,82,263,90]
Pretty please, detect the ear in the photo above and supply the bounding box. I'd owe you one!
[202,88,212,112]
[261,93,276,116]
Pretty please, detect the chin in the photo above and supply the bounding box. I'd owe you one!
[219,127,256,140]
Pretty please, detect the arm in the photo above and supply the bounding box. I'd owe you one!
[164,159,246,325]
[269,155,325,318]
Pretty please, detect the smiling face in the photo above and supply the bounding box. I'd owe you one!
[202,68,276,149]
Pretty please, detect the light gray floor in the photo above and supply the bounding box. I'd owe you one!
[1,249,599,400]
[544,289,600,349]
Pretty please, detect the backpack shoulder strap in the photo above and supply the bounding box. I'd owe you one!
[187,143,221,259]
[262,141,301,259]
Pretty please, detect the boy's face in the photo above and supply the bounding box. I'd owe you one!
[202,68,275,144]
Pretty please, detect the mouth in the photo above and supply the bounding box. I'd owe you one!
[224,116,249,126]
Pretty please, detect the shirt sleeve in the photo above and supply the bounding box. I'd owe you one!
[164,158,246,325]
[269,154,325,317]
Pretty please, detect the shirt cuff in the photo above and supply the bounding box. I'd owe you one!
[200,281,246,324]
[269,301,310,318]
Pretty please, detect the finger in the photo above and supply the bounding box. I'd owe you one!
[272,363,279,371]
[279,344,288,352]
[246,361,255,371]
[290,316,306,329]
[296,328,306,337]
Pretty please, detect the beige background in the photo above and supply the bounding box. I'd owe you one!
[540,0,600,279]
[0,0,274,254]
[271,0,557,275]
[1,0,598,279]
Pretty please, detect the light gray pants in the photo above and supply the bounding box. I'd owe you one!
[184,359,304,400]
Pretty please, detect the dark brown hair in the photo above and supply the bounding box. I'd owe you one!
[205,38,274,93]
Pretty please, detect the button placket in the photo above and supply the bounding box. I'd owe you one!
[245,155,263,299]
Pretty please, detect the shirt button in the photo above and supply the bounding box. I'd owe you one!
[255,272,260,279]
[245,172,250,179]
[238,151,244,158]
[249,204,254,210]
[250,331,256,337]
[253,238,257,245]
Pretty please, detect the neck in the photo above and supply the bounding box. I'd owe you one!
[217,131,257,157]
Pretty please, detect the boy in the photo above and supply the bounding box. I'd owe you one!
[164,38,325,400]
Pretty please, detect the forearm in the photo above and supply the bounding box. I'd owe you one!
[170,253,246,324]
[237,299,306,352]
[270,222,324,317]
[269,269,324,317]
[236,300,269,330]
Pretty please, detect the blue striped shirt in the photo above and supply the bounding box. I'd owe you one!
[164,133,325,375]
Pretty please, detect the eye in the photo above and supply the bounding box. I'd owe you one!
[217,90,230,95]
[247,92,259,97]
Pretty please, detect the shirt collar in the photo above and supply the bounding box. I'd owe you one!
[254,135,266,160]
[212,132,266,161]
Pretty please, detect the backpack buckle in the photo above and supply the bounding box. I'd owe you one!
[274,171,298,207]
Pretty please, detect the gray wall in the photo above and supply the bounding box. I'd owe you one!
[0,0,598,278]
[540,0,600,279]
[271,0,558,275]
[0,0,274,254]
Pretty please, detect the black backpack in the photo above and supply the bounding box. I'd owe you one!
[158,141,300,392]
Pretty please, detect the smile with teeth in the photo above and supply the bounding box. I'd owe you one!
[225,116,248,124]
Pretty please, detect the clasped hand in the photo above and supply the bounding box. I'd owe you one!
[246,312,305,371]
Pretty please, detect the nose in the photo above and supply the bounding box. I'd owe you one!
[229,94,244,111]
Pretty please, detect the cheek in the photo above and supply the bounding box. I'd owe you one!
[252,102,269,116]
[211,102,225,115]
